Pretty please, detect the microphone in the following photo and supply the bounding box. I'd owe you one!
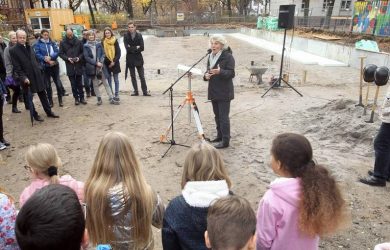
[207,49,212,54]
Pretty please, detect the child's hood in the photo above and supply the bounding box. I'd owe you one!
[269,178,301,207]
[182,180,229,208]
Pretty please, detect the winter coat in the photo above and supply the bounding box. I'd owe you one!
[204,49,235,101]
[102,39,121,74]
[107,183,165,250]
[34,38,60,69]
[380,85,390,124]
[83,42,104,76]
[19,175,85,207]
[4,45,14,78]
[162,180,230,250]
[0,78,6,96]
[256,178,319,250]
[59,36,84,76]
[0,45,6,81]
[9,43,45,93]
[124,32,144,67]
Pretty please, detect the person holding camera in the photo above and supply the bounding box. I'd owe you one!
[35,29,66,107]
[83,30,116,105]
[59,28,87,105]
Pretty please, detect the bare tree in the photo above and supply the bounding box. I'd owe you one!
[124,0,134,18]
[87,0,97,26]
[68,0,84,12]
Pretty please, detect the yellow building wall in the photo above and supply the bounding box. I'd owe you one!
[25,8,74,41]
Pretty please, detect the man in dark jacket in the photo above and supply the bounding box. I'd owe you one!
[59,28,87,105]
[204,36,235,149]
[10,30,59,121]
[123,22,150,96]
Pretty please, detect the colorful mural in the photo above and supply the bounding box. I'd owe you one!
[352,0,390,36]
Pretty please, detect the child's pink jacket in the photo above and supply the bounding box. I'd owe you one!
[256,178,319,250]
[19,175,84,206]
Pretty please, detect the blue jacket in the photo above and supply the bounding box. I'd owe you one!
[34,39,59,69]
[162,195,209,250]
[83,42,104,76]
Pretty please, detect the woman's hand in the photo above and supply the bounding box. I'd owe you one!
[209,64,220,75]
[97,62,103,68]
[109,62,115,68]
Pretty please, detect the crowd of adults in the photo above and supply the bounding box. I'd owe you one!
[0,22,150,150]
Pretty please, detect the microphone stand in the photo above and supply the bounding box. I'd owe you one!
[161,50,211,158]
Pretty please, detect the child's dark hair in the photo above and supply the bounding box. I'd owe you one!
[271,133,347,236]
[15,184,85,250]
[207,195,256,250]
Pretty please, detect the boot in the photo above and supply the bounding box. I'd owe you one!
[58,95,63,107]
[80,98,87,105]
[12,106,21,113]
[97,97,102,105]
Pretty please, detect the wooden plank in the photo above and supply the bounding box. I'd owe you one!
[312,34,341,40]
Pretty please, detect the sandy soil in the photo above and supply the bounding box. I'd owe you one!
[1,34,389,249]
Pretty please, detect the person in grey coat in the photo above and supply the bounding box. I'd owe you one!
[204,35,235,149]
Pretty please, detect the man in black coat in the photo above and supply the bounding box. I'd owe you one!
[59,28,87,105]
[123,22,150,96]
[10,30,59,121]
[204,36,235,149]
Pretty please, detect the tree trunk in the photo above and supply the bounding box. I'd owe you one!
[126,0,134,19]
[47,0,52,7]
[92,0,98,11]
[303,0,310,26]
[87,0,96,27]
[40,0,44,7]
[227,0,232,16]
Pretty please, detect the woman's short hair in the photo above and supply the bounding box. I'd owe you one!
[210,35,228,50]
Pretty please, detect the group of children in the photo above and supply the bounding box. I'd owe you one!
[1,132,350,250]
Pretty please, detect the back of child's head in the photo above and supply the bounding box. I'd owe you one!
[206,195,256,250]
[25,143,62,184]
[15,184,85,250]
[271,133,347,236]
[181,141,232,189]
[85,131,154,249]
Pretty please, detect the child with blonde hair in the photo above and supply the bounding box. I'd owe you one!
[257,133,348,250]
[19,143,84,206]
[162,141,232,250]
[84,132,164,249]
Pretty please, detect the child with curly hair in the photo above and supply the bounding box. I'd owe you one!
[256,133,348,250]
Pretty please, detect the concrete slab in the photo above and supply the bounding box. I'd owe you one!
[228,33,347,67]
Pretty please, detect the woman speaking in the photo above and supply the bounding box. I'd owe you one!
[204,35,235,149]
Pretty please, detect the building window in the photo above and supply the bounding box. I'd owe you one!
[30,17,51,30]
[322,0,334,10]
[340,0,351,10]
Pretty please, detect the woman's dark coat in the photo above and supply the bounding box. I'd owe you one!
[83,43,104,76]
[204,49,235,102]
[9,43,45,93]
[123,32,144,67]
[101,39,121,74]
[59,36,84,76]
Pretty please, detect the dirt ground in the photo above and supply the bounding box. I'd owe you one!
[1,34,389,249]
